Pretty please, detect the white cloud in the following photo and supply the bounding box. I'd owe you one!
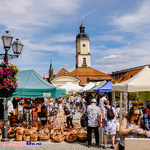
[113,0,150,33]
[48,34,75,43]
[0,0,81,34]
[23,39,75,54]
[95,54,132,63]
[91,35,124,43]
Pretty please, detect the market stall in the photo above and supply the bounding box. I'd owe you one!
[112,66,150,121]
[86,80,106,93]
[10,69,66,98]
[79,82,95,93]
[94,81,113,93]
[59,82,82,93]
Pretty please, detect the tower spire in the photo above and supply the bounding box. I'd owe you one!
[49,60,53,81]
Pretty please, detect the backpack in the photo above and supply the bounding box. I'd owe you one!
[80,112,88,127]
[105,106,115,120]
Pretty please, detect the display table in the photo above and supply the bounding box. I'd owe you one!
[125,138,150,150]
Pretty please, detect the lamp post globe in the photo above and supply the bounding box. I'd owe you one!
[12,39,23,55]
[1,31,13,50]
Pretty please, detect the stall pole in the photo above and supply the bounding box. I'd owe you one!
[112,91,115,106]
[53,98,56,135]
[120,93,122,123]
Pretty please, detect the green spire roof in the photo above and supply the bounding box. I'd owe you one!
[76,23,89,40]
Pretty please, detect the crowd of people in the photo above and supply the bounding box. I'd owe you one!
[80,93,150,149]
[0,93,150,150]
[65,93,150,149]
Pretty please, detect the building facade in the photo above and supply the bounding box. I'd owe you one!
[50,23,111,86]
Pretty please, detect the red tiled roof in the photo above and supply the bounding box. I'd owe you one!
[115,69,142,83]
[53,67,111,85]
[70,68,112,84]
[54,68,73,79]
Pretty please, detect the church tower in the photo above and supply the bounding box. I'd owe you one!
[49,61,53,81]
[75,23,91,68]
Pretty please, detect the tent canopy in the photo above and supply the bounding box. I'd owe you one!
[59,82,82,92]
[6,70,65,98]
[79,82,95,93]
[87,80,106,93]
[112,66,150,92]
[94,81,113,93]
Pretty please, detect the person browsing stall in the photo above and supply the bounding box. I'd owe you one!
[63,106,74,129]
[99,93,107,110]
[119,106,144,150]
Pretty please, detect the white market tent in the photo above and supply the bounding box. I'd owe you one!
[59,82,82,92]
[79,82,95,93]
[112,66,150,92]
[112,66,150,121]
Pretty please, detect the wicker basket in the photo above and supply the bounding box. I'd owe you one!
[32,125,38,133]
[0,134,2,140]
[63,128,71,136]
[66,133,77,142]
[39,133,50,142]
[53,134,65,143]
[16,125,25,135]
[23,134,30,141]
[0,129,2,140]
[77,133,87,141]
[8,133,15,138]
[24,126,35,136]
[30,133,38,142]
[16,133,23,141]
[0,129,2,135]
[32,121,41,127]
[0,120,3,129]
[8,127,13,135]
[44,127,50,134]
[50,133,54,139]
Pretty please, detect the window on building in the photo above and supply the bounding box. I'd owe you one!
[122,76,126,80]
[130,74,134,78]
[83,58,86,65]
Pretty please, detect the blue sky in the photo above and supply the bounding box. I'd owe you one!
[0,0,150,77]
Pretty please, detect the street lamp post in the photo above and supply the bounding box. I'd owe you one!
[0,31,23,142]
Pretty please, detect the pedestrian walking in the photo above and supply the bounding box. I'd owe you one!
[87,98,101,148]
[102,100,118,149]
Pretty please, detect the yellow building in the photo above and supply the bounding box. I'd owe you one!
[50,24,111,87]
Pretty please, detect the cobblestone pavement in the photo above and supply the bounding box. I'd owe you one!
[0,140,114,150]
[0,110,116,150]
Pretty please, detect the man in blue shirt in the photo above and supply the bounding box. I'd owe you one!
[141,103,150,134]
